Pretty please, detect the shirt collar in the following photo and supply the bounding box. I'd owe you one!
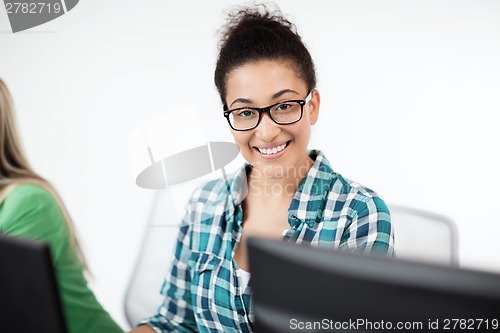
[226,150,335,229]
[288,150,335,228]
[226,164,250,207]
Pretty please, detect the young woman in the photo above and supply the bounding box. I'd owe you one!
[0,79,124,333]
[132,4,394,332]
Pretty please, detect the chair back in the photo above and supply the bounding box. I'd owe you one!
[389,205,459,266]
[123,189,181,328]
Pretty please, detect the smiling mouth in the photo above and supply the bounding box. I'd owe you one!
[255,141,291,155]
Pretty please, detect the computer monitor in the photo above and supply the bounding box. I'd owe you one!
[0,233,68,333]
[248,237,500,333]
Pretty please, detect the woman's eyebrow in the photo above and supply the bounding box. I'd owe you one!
[230,98,252,108]
[271,89,299,99]
[229,89,300,108]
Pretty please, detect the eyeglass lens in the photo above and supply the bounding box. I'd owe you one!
[228,101,302,130]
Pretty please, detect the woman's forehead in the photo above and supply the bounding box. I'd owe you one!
[225,60,307,101]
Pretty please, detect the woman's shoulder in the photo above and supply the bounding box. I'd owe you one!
[0,183,62,231]
[314,151,388,214]
[189,176,232,205]
[333,173,380,198]
[330,173,390,217]
[188,165,247,207]
[4,183,57,207]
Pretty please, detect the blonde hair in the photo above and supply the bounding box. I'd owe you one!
[0,79,88,271]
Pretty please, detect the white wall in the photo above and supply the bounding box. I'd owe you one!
[1,0,499,329]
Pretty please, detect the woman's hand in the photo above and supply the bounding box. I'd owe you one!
[128,325,156,333]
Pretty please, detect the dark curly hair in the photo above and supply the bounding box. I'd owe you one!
[214,3,317,108]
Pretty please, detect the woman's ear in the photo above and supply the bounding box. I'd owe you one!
[308,89,320,125]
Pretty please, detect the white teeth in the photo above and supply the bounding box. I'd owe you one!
[258,143,287,155]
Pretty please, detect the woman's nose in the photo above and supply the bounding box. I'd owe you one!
[254,113,281,141]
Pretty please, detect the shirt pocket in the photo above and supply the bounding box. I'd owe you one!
[188,252,223,313]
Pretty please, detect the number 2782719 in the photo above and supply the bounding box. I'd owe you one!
[5,2,62,14]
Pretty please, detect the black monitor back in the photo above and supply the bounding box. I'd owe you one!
[248,237,500,332]
[0,233,68,333]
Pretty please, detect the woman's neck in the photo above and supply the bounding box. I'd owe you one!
[247,155,314,200]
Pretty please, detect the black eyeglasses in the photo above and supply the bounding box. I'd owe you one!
[223,92,312,131]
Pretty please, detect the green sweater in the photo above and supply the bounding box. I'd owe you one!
[0,184,123,333]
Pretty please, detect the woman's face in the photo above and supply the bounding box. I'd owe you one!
[225,60,320,180]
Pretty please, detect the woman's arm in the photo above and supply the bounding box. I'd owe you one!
[340,194,394,256]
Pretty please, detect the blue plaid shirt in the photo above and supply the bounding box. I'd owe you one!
[141,150,394,332]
